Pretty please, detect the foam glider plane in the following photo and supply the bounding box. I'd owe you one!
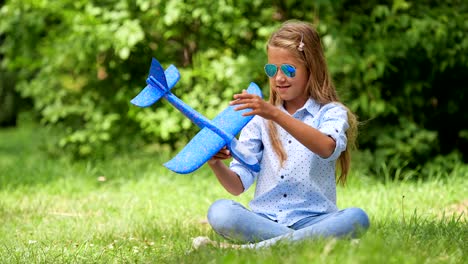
[130,58,262,174]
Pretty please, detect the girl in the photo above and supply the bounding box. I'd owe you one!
[195,20,369,249]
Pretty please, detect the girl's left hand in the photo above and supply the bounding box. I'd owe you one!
[230,90,278,120]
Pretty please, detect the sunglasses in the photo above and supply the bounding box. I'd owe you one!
[264,64,296,78]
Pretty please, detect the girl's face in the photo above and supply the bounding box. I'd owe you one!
[267,46,309,112]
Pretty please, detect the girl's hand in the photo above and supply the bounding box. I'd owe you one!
[230,90,278,120]
[208,146,232,165]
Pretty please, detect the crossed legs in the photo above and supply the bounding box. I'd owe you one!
[205,199,370,249]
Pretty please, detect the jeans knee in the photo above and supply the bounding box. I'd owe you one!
[348,207,370,230]
[207,199,236,230]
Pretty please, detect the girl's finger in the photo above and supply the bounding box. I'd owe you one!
[233,93,254,100]
[234,104,251,112]
[241,110,255,117]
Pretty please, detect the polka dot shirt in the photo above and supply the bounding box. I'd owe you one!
[230,98,349,226]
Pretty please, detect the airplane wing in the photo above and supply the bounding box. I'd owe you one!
[164,82,263,174]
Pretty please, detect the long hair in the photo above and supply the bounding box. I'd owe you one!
[266,20,358,185]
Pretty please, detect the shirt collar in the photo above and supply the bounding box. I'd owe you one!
[302,98,322,117]
[280,98,322,117]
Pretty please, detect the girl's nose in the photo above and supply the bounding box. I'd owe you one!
[275,71,286,82]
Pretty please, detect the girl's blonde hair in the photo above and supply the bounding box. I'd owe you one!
[266,20,358,185]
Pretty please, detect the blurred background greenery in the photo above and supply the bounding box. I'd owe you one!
[1,0,467,179]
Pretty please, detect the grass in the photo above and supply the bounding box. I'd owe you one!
[0,123,467,263]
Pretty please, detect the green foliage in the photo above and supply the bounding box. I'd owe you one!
[1,0,146,156]
[373,118,439,173]
[0,68,18,126]
[1,0,467,175]
[0,0,280,157]
[326,0,468,171]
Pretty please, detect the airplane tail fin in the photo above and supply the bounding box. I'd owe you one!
[130,58,180,107]
[148,58,168,90]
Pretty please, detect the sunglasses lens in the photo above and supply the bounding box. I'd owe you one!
[265,64,296,78]
[281,64,296,77]
[264,64,278,77]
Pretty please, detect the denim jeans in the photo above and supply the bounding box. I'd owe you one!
[207,199,370,248]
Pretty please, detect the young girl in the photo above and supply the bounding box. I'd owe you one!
[195,20,369,249]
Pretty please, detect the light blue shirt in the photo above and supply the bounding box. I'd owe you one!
[230,98,349,226]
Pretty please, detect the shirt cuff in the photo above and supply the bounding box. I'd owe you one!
[231,164,255,191]
[320,125,347,161]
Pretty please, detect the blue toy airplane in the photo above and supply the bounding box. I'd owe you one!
[130,58,262,173]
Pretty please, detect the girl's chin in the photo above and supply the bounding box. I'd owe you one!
[278,94,292,101]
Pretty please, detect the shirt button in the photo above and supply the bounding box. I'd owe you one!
[280,175,284,179]
[283,194,287,198]
[288,140,292,144]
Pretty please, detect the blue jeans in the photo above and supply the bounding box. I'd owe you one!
[207,199,370,248]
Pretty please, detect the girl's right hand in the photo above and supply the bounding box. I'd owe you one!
[230,90,279,120]
[208,146,232,165]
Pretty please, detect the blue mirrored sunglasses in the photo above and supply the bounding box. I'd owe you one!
[264,64,296,78]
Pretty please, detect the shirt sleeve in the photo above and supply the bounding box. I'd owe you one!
[317,103,349,161]
[230,116,263,191]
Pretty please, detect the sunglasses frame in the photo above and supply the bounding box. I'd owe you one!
[264,63,296,78]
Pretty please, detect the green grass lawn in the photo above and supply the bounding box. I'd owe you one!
[0,123,466,263]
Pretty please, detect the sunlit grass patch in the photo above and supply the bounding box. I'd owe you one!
[0,124,466,263]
